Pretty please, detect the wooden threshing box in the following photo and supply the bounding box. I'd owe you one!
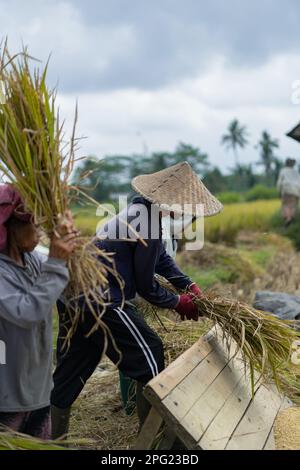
[135,326,292,450]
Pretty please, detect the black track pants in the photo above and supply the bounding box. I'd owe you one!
[51,302,165,409]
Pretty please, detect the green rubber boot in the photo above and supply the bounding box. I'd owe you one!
[136,382,151,432]
[119,371,136,415]
[51,405,71,440]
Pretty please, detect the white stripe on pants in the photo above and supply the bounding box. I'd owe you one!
[114,307,159,378]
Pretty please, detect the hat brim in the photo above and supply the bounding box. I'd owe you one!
[131,162,223,218]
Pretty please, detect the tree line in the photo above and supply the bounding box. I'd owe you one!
[74,119,287,202]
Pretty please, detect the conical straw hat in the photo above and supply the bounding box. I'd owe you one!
[131,161,223,217]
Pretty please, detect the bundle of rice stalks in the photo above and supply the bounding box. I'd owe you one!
[0,43,122,344]
[193,292,300,395]
[277,367,300,405]
[0,432,65,450]
[150,315,211,365]
[157,278,300,396]
[0,428,64,450]
[0,427,91,450]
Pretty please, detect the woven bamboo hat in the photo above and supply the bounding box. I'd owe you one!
[131,161,223,217]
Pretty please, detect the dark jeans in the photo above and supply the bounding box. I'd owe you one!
[51,302,165,409]
[0,406,51,439]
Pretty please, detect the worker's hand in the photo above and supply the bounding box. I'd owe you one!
[175,294,200,322]
[56,210,79,237]
[50,212,80,261]
[49,232,79,261]
[188,283,203,298]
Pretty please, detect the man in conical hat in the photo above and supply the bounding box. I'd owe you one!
[51,162,223,439]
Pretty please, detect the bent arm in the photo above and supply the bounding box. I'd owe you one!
[0,258,69,329]
[134,239,179,309]
[155,245,192,290]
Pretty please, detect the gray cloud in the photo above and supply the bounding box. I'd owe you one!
[1,0,300,92]
[1,0,300,171]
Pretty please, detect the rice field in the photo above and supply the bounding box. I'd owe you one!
[73,199,281,242]
[204,199,281,243]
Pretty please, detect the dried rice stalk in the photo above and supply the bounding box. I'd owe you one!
[194,291,300,394]
[157,277,300,396]
[0,426,91,450]
[0,43,123,346]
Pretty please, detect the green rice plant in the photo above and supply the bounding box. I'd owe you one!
[0,43,123,345]
[204,199,280,244]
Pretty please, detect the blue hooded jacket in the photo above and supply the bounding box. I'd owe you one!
[96,196,192,309]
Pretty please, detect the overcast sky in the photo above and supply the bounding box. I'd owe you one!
[1,0,300,171]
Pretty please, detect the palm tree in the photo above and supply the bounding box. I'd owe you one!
[171,142,210,176]
[230,163,256,191]
[256,131,279,175]
[221,119,249,165]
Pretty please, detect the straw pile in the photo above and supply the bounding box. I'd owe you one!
[0,43,123,344]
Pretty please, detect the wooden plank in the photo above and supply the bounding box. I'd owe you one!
[226,384,282,450]
[134,407,163,450]
[160,333,238,424]
[146,325,228,403]
[157,428,177,450]
[198,365,260,449]
[143,386,196,449]
[264,430,275,450]
[147,327,221,402]
[147,338,213,402]
[180,353,247,445]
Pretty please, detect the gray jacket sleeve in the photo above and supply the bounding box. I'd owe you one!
[276,170,283,192]
[0,258,69,329]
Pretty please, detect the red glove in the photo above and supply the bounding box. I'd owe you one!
[188,283,203,298]
[175,294,199,321]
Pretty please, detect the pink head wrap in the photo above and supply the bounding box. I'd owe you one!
[0,184,33,251]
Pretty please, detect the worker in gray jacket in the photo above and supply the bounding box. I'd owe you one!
[0,184,78,439]
[277,158,300,226]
